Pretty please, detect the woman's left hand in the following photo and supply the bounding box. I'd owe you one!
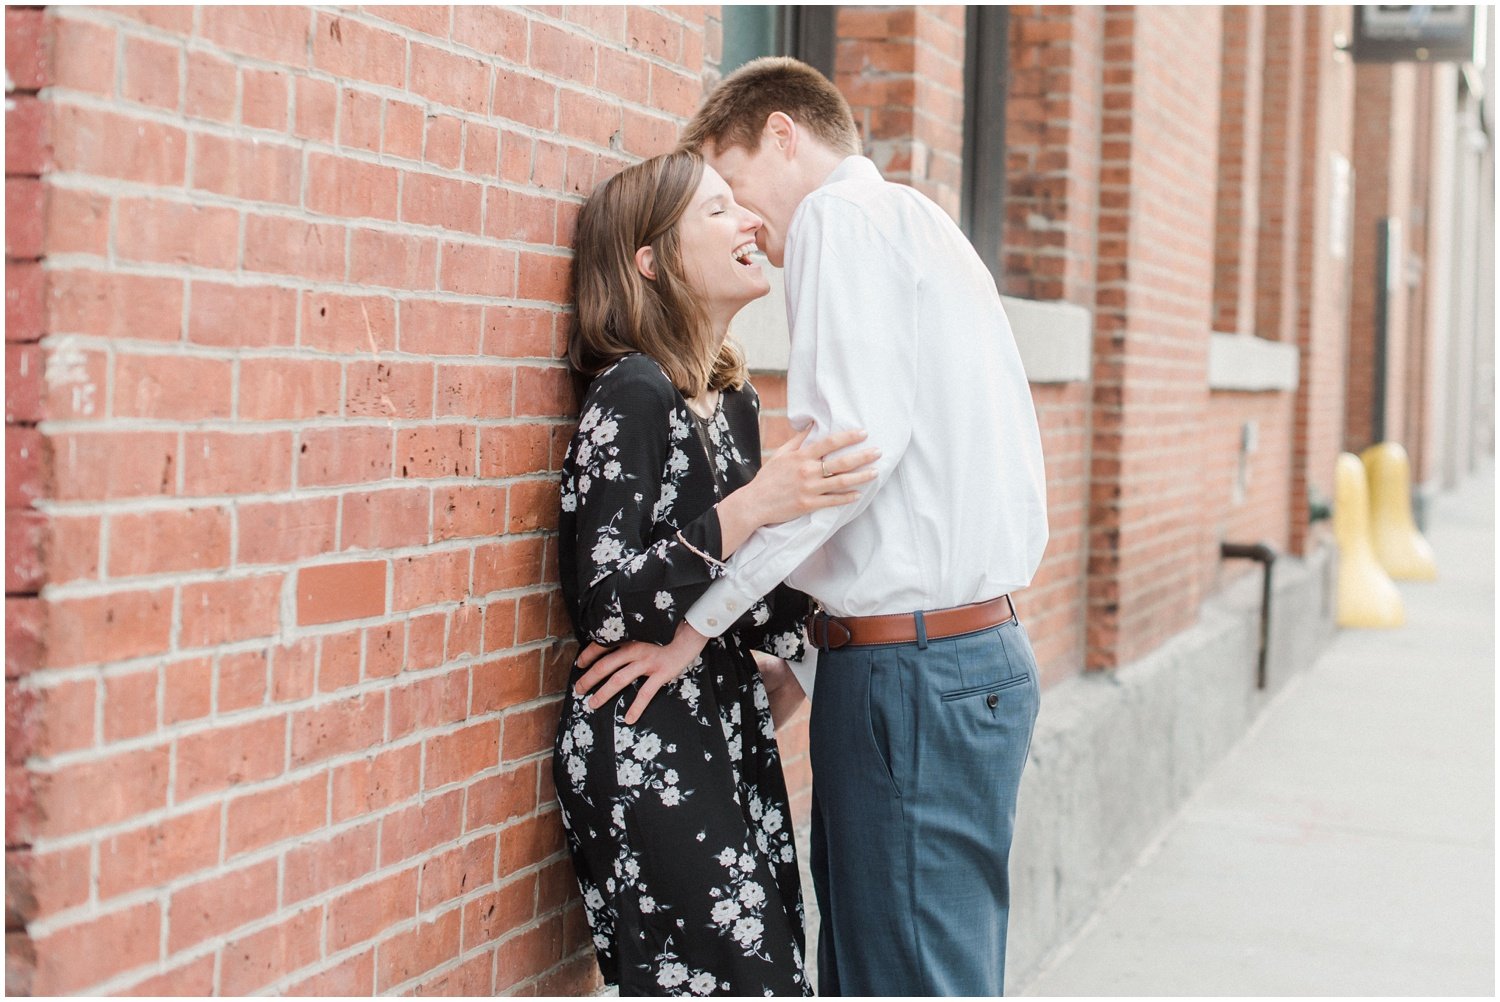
[574,621,710,724]
[752,652,806,729]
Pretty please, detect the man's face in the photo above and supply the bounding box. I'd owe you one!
[705,139,797,268]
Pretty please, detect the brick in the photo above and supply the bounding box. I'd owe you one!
[121,34,181,110]
[485,186,556,245]
[484,305,558,358]
[115,195,239,269]
[97,804,221,900]
[368,5,450,36]
[283,949,375,996]
[301,292,396,353]
[32,901,161,995]
[238,355,340,422]
[493,70,557,130]
[313,13,406,88]
[179,573,284,648]
[224,772,327,858]
[7,178,45,259]
[9,845,90,924]
[432,485,506,541]
[379,789,462,867]
[411,41,490,115]
[51,104,187,185]
[516,251,571,304]
[49,270,183,342]
[345,359,434,420]
[514,365,575,417]
[237,496,338,564]
[402,172,484,233]
[396,424,475,479]
[240,67,290,130]
[33,677,95,755]
[339,486,430,550]
[330,743,422,822]
[113,351,233,420]
[365,620,407,678]
[36,744,169,837]
[626,7,682,61]
[5,506,45,592]
[507,479,560,534]
[387,669,469,741]
[494,912,563,992]
[294,76,337,142]
[5,95,50,175]
[106,506,229,577]
[184,50,237,122]
[326,867,418,952]
[349,229,438,291]
[167,858,278,953]
[188,281,298,348]
[117,955,216,997]
[440,241,516,298]
[472,652,542,716]
[649,64,700,118]
[219,907,323,996]
[472,538,545,595]
[482,597,518,653]
[424,113,463,169]
[399,300,485,356]
[464,121,500,176]
[383,98,425,160]
[317,630,360,693]
[598,49,650,100]
[447,599,482,659]
[50,15,115,95]
[162,656,212,724]
[418,833,497,910]
[530,20,597,84]
[479,425,553,479]
[193,133,301,205]
[414,950,495,996]
[307,153,401,221]
[283,819,378,904]
[290,690,386,766]
[453,6,527,62]
[499,810,566,878]
[465,762,538,831]
[376,906,461,992]
[392,547,469,611]
[500,700,558,761]
[424,720,500,790]
[7,262,43,342]
[175,714,285,801]
[46,588,171,668]
[297,560,386,626]
[200,5,310,65]
[462,875,536,951]
[102,668,157,742]
[244,214,345,282]
[217,650,269,713]
[5,9,49,91]
[181,430,292,496]
[44,186,110,256]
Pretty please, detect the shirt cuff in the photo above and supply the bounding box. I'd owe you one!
[684,575,762,638]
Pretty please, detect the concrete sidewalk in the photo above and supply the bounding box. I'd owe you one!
[1021,466,1496,996]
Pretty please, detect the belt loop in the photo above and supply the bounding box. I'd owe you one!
[914,610,929,650]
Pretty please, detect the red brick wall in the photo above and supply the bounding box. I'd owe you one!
[1213,6,1266,335]
[1087,6,1222,669]
[5,6,711,994]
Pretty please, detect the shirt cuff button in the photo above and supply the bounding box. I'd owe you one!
[707,618,718,627]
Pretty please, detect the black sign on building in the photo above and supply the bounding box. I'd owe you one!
[1353,5,1479,63]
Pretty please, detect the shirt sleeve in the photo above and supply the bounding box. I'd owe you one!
[564,364,725,647]
[684,195,919,637]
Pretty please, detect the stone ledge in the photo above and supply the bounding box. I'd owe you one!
[1209,333,1301,392]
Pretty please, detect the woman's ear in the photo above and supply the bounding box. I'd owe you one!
[634,245,657,281]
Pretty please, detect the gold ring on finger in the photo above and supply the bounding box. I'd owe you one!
[821,459,832,478]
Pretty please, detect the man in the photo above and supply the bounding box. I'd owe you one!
[577,57,1048,995]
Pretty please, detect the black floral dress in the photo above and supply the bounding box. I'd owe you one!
[554,353,812,997]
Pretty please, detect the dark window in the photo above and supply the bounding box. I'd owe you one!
[960,6,1010,284]
[720,6,837,79]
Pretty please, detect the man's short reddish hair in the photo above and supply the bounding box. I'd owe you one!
[679,56,862,157]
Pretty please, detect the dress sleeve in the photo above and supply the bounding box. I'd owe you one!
[736,584,812,663]
[563,364,724,647]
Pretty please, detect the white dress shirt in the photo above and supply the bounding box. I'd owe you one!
[685,156,1048,638]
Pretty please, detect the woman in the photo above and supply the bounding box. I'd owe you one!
[553,150,877,996]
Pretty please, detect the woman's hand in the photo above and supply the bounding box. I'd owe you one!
[574,621,711,724]
[752,651,806,729]
[716,426,880,556]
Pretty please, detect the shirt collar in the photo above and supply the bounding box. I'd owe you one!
[819,155,883,189]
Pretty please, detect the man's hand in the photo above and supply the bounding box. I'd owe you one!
[574,621,711,724]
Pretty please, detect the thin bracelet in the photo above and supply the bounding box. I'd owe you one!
[676,529,728,572]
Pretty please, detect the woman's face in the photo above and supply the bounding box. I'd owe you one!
[673,165,770,324]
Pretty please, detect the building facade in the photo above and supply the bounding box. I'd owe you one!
[5,5,1492,995]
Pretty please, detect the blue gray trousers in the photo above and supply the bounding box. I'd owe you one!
[809,615,1040,996]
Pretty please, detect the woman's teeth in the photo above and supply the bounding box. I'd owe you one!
[732,242,756,266]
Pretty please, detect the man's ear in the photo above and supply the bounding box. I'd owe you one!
[635,245,657,280]
[766,111,797,158]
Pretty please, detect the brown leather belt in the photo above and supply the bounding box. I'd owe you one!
[806,595,1014,651]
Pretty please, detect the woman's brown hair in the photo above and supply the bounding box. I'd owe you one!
[568,150,748,399]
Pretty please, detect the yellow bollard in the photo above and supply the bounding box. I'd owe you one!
[1362,442,1438,581]
[1333,452,1404,628]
